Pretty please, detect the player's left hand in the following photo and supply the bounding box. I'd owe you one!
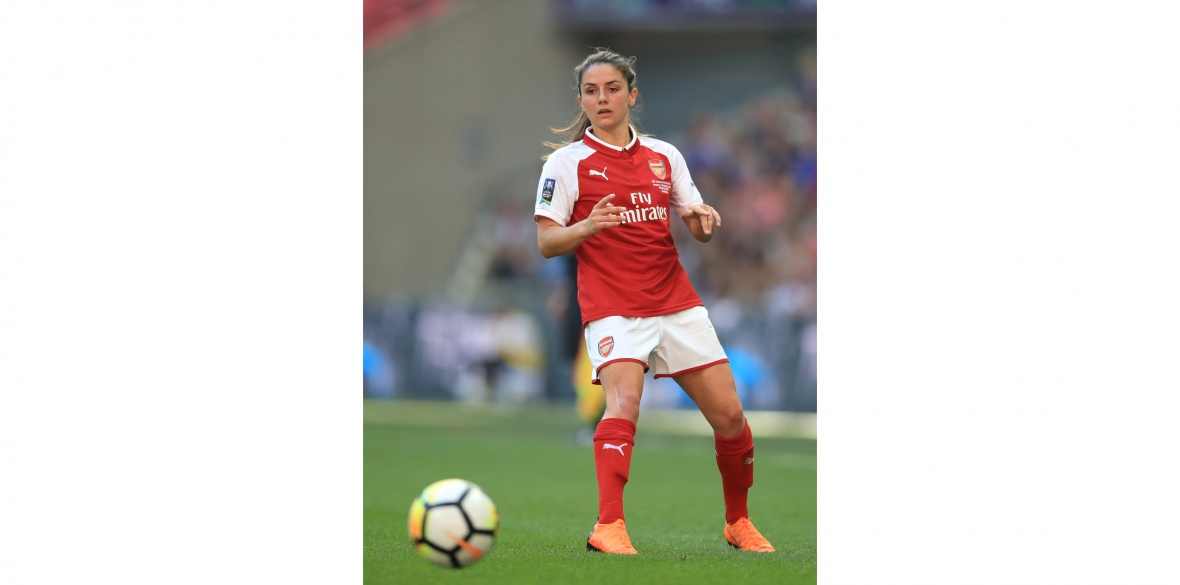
[683,203,721,235]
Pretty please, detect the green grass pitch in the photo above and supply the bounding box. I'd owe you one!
[364,400,816,584]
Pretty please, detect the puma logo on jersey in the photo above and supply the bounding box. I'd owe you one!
[602,442,628,456]
[744,457,755,465]
[589,167,609,180]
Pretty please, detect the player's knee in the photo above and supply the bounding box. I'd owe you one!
[603,386,643,421]
[713,405,746,437]
[616,390,642,418]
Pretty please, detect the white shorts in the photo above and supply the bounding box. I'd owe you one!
[583,306,729,385]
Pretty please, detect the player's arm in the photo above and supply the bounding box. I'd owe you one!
[679,202,721,243]
[537,194,627,258]
[665,145,718,243]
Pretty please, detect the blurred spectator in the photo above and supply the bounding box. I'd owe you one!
[363,338,397,399]
[489,305,545,405]
[489,199,541,281]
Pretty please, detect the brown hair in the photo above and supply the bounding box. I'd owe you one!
[542,48,641,159]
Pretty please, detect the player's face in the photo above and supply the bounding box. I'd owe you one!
[578,64,637,132]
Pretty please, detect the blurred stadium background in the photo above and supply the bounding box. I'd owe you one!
[363,0,816,415]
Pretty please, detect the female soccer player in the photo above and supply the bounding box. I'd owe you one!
[533,49,775,555]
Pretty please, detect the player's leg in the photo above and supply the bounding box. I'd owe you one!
[583,318,654,555]
[598,359,645,424]
[673,362,744,436]
[657,307,774,552]
[674,363,753,523]
[585,361,645,554]
[675,364,775,552]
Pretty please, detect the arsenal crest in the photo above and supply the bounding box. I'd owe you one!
[598,336,615,358]
[648,159,666,180]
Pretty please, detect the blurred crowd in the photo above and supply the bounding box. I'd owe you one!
[671,56,816,318]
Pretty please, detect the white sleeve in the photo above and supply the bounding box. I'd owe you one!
[667,145,704,218]
[533,155,577,226]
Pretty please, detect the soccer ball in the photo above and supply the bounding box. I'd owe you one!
[407,478,500,568]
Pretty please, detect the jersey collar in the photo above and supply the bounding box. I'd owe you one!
[583,125,641,157]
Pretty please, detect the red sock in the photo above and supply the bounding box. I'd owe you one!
[592,417,636,524]
[715,419,754,525]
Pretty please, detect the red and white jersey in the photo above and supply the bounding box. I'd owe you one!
[534,126,705,326]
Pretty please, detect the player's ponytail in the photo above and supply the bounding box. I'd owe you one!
[542,48,641,160]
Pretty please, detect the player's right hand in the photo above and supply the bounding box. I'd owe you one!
[583,194,627,235]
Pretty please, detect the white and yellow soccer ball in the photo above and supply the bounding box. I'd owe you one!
[407,478,500,568]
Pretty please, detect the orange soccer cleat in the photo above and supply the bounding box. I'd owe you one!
[724,517,776,552]
[586,519,639,554]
